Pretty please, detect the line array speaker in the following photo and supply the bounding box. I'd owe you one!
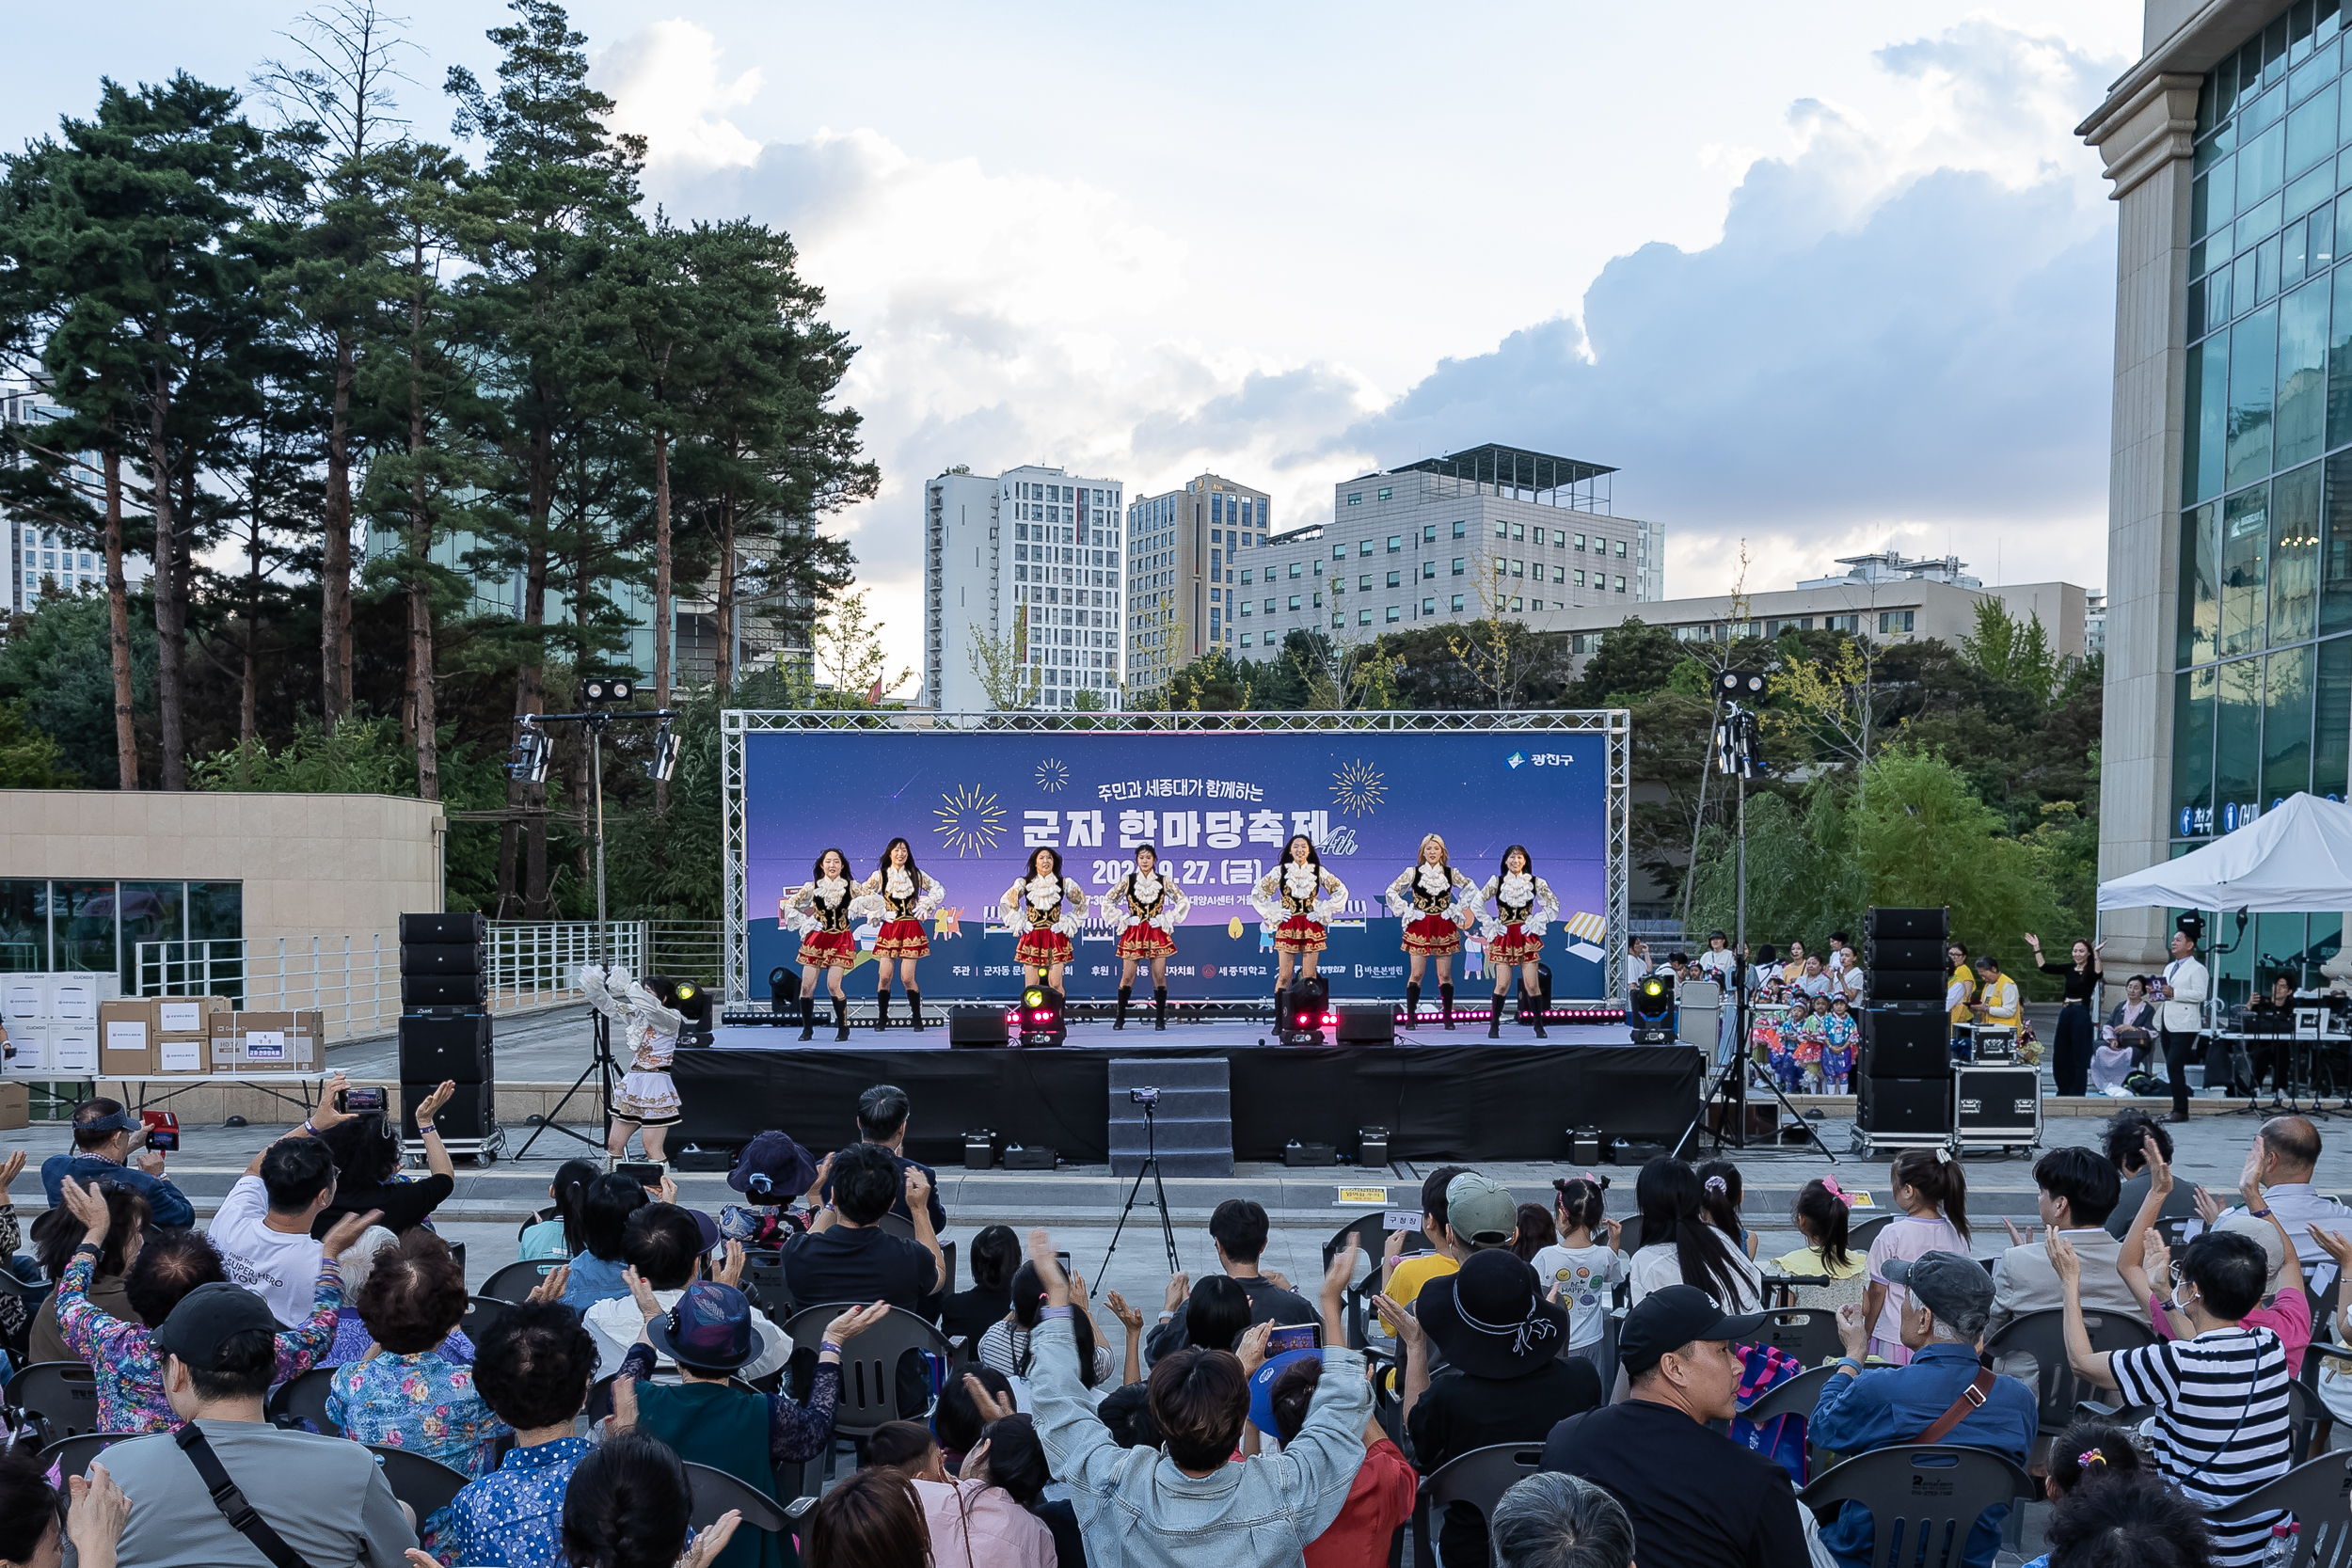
[399,912,487,945]
[402,972,488,1008]
[398,1011,493,1084]
[399,942,484,977]
[1864,908,1949,942]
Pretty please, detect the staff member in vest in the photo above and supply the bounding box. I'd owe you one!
[1946,942,1975,1029]
[2153,922,2211,1125]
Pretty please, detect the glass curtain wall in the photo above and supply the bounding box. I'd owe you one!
[0,879,244,990]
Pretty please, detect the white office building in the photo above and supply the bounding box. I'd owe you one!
[923,464,1125,712]
[4,383,151,613]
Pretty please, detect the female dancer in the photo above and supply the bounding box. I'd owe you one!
[1477,844,1559,1039]
[1383,833,1479,1029]
[1100,844,1189,1031]
[579,965,686,1160]
[855,837,945,1034]
[1001,847,1086,995]
[781,847,859,1040]
[1249,834,1348,1032]
[2025,931,2106,1096]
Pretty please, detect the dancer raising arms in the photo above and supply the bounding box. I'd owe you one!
[1478,845,1560,1038]
[1002,847,1087,995]
[1384,832,1480,1030]
[854,837,945,1034]
[782,847,860,1041]
[1100,845,1190,1032]
[1250,833,1349,1032]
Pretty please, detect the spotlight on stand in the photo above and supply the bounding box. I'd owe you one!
[1017,986,1067,1048]
[1629,974,1676,1044]
[581,676,635,705]
[506,720,551,784]
[1283,974,1332,1045]
[646,721,679,783]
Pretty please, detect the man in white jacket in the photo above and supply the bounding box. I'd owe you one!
[2154,927,2209,1123]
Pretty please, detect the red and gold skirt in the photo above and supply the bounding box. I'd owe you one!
[1116,924,1177,959]
[1015,929,1073,967]
[874,919,930,958]
[797,930,857,969]
[1487,924,1543,965]
[1404,912,1463,957]
[1274,914,1327,954]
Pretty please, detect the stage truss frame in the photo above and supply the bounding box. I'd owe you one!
[720,707,1632,1006]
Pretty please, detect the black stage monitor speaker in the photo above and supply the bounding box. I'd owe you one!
[1857,1075,1951,1135]
[1861,1006,1953,1079]
[1867,968,1947,1004]
[1335,1006,1395,1045]
[400,912,487,945]
[399,942,484,977]
[402,972,488,1008]
[1866,907,1949,942]
[398,1012,493,1084]
[1866,938,1947,974]
[405,1081,495,1142]
[949,1011,1009,1048]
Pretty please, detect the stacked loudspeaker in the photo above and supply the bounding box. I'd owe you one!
[397,912,499,1158]
[1856,906,1952,1153]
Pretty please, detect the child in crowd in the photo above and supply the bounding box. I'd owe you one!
[1769,1179,1867,1312]
[1784,995,1826,1091]
[1532,1175,1625,1372]
[1820,995,1859,1095]
[1696,1160,1757,1260]
[1864,1148,1972,1365]
[863,1420,949,1482]
[1748,1006,1786,1083]
[2017,1420,2144,1568]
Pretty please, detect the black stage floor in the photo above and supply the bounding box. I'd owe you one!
[673,1022,1702,1165]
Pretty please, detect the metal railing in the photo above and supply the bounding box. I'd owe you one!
[485,922,647,1011]
[645,920,723,987]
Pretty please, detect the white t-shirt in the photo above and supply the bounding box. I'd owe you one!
[1629,1238,1765,1312]
[1530,1243,1628,1348]
[206,1175,326,1328]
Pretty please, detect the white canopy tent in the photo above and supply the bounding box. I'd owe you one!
[2097,791,2352,914]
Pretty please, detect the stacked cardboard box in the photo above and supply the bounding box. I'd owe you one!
[2,972,116,1077]
[156,997,231,1073]
[207,1011,324,1071]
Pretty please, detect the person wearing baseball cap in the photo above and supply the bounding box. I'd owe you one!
[1538,1284,1807,1568]
[1808,1253,2038,1568]
[86,1282,416,1568]
[41,1096,194,1230]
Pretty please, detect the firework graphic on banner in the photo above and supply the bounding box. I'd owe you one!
[1034,757,1070,793]
[1330,758,1387,818]
[933,784,1007,858]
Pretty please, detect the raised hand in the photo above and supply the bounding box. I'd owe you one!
[610,1372,639,1432]
[1370,1292,1424,1352]
[2044,1227,2083,1288]
[314,1071,352,1127]
[1162,1271,1190,1314]
[2194,1185,2224,1226]
[715,1239,746,1290]
[961,1372,1017,1423]
[415,1080,456,1128]
[1025,1228,1070,1307]
[2143,1231,2173,1291]
[625,1264,663,1322]
[961,1436,994,1487]
[1835,1301,1869,1357]
[1235,1320,1274,1376]
[822,1300,892,1345]
[681,1511,741,1568]
[903,1165,932,1214]
[58,1175,111,1241]
[68,1465,132,1568]
[526,1264,572,1305]
[1104,1290,1144,1335]
[0,1148,24,1196]
[1321,1243,1360,1310]
[2143,1133,2174,1196]
[319,1208,388,1259]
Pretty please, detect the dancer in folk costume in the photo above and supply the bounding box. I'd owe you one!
[1001,847,1087,994]
[1099,844,1191,1032]
[852,836,946,1034]
[1249,833,1349,1032]
[1384,832,1481,1031]
[781,847,861,1041]
[579,964,686,1162]
[1477,844,1560,1038]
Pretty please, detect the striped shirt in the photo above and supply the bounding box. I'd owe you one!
[2108,1326,2292,1567]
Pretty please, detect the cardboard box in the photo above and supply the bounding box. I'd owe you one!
[4,1022,44,1075]
[0,1082,25,1131]
[49,1028,97,1075]
[98,1000,157,1075]
[154,997,231,1073]
[1,979,42,1022]
[216,1011,323,1071]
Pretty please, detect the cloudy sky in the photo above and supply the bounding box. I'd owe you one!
[12,2,2141,682]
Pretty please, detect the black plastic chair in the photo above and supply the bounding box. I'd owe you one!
[1741,1308,1846,1369]
[5,1361,100,1438]
[1408,1442,1545,1568]
[0,1265,54,1352]
[2209,1450,2352,1568]
[683,1459,793,1531]
[1736,1364,1844,1483]
[460,1295,511,1347]
[266,1366,341,1435]
[783,1303,954,1488]
[36,1431,137,1480]
[1848,1213,1897,1253]
[1326,1212,1423,1350]
[477,1259,564,1305]
[365,1445,470,1520]
[1796,1445,2033,1568]
[739,1249,789,1318]
[2288,1372,2328,1464]
[1982,1307,2157,1438]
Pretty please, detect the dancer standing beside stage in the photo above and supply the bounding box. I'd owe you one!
[1477,845,1559,1039]
[855,838,946,1034]
[1384,833,1479,1030]
[1250,834,1349,1032]
[1100,845,1190,1031]
[782,847,860,1041]
[1002,847,1086,995]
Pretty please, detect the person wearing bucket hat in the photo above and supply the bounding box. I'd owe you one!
[1377,1249,1600,1568]
[727,1131,818,1206]
[586,1205,787,1380]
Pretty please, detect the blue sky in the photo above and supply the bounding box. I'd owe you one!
[8,2,2141,673]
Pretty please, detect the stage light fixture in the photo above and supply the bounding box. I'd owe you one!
[1629,974,1676,1045]
[506,721,551,784]
[581,676,636,706]
[646,722,679,783]
[1284,974,1331,1045]
[1018,987,1066,1047]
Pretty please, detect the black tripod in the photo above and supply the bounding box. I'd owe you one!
[1674,979,1836,1164]
[516,1002,622,1160]
[1101,1092,1183,1281]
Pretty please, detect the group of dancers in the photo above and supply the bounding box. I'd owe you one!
[777,831,1562,1038]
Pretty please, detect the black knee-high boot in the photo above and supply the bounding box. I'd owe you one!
[798,995,814,1040]
[833,996,850,1041]
[906,989,924,1032]
[1154,986,1168,1031]
[875,989,891,1032]
[1115,985,1131,1030]
[1405,981,1421,1027]
[1532,985,1548,1038]
[1439,981,1454,1031]
[1489,981,1507,1037]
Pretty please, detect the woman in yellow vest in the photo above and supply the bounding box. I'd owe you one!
[1970,954,2020,1028]
[1946,942,1976,1026]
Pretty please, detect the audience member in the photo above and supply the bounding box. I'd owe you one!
[206,1121,342,1325]
[585,1203,787,1378]
[1143,1198,1314,1362]
[2050,1225,2291,1568]
[56,1176,355,1433]
[327,1228,508,1475]
[865,1418,949,1481]
[785,1141,946,1316]
[725,1130,818,1212]
[1261,1355,1415,1568]
[818,1083,948,1231]
[1490,1471,1637,1568]
[0,1153,24,1353]
[2215,1117,2352,1257]
[1629,1157,1764,1309]
[1531,1175,1625,1370]
[2042,1473,2215,1568]
[0,1444,129,1568]
[904,1395,1057,1568]
[1540,1284,1805,1568]
[979,1259,1130,1391]
[936,1364,1018,1471]
[2126,1141,2313,1376]
[1987,1147,2137,1378]
[614,1281,890,1568]
[967,1412,1086,1568]
[559,1429,741,1568]
[1094,1380,1161,1451]
[1168,1274,1252,1354]
[1377,1248,1602,1568]
[1768,1178,1865,1311]
[1864,1148,1972,1364]
[802,1465,930,1568]
[516,1157,600,1260]
[1510,1200,1559,1263]
[945,1224,1023,1347]
[1809,1255,2037,1568]
[1380,1164,1470,1307]
[313,1081,457,1237]
[2105,1110,2197,1242]
[93,1282,414,1568]
[320,1227,403,1366]
[419,1294,597,1568]
[1028,1229,1372,1567]
[1696,1159,1757,1259]
[27,1179,145,1365]
[2015,1419,2144,1568]
[559,1171,654,1311]
[40,1097,193,1230]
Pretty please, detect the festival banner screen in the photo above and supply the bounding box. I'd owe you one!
[742,728,1611,1002]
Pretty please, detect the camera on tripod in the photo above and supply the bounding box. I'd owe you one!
[1129,1086,1160,1107]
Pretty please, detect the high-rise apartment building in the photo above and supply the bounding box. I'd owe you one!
[4,381,152,613]
[1124,474,1271,693]
[923,464,1125,711]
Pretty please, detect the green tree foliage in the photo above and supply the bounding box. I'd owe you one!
[0,592,158,785]
[0,699,78,787]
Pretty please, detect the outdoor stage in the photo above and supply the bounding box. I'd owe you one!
[671,1022,1702,1165]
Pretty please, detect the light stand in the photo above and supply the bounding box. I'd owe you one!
[1101,1089,1182,1281]
[514,1000,624,1160]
